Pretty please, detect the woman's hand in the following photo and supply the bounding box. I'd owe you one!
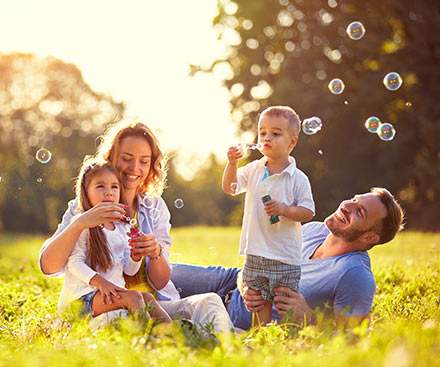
[129,232,161,260]
[76,202,127,229]
[89,274,126,305]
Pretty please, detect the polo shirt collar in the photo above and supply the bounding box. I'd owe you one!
[256,156,297,176]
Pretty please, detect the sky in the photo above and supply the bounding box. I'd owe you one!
[0,0,239,179]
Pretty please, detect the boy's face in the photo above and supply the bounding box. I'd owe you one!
[258,114,298,160]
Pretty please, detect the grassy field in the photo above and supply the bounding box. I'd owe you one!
[0,227,439,366]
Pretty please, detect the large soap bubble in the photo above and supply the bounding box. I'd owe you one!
[346,21,366,40]
[328,78,345,94]
[302,117,322,135]
[383,72,403,91]
[378,123,396,141]
[174,198,184,209]
[35,148,52,164]
[364,117,381,133]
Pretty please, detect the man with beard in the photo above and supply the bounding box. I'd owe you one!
[171,187,404,329]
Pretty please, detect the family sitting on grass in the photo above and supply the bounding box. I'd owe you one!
[39,106,404,333]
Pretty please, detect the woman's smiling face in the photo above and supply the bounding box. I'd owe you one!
[115,135,152,193]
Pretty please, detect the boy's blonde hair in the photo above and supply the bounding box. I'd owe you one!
[260,106,301,136]
[95,121,167,197]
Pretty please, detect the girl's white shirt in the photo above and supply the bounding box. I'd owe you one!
[40,196,180,302]
[58,221,141,313]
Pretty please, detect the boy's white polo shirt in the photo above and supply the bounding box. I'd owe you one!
[235,156,315,265]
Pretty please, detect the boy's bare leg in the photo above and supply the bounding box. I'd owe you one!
[142,292,172,323]
[255,301,273,326]
[91,289,149,318]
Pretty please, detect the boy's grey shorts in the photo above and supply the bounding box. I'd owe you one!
[242,254,301,302]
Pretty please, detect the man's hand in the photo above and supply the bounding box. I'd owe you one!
[241,286,268,312]
[237,270,268,312]
[273,286,313,324]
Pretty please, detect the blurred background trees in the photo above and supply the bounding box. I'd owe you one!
[192,0,439,230]
[0,0,439,232]
[0,53,124,232]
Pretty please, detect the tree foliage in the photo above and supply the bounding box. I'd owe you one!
[163,154,243,227]
[0,53,124,232]
[198,0,440,230]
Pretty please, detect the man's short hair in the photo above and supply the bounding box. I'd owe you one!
[370,187,405,245]
[260,106,301,136]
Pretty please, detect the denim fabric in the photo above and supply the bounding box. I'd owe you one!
[170,263,240,302]
[79,289,99,316]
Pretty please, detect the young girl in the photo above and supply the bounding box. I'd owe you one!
[58,158,172,323]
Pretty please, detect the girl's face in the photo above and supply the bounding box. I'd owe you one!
[115,136,152,192]
[87,169,121,206]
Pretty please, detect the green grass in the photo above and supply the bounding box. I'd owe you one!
[0,228,439,366]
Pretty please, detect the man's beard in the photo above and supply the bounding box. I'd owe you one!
[325,215,366,242]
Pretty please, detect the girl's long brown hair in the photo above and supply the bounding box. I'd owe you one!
[75,158,125,272]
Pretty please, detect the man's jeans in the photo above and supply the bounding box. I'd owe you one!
[170,263,240,303]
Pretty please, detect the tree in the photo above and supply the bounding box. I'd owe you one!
[193,0,440,230]
[163,153,243,227]
[0,53,125,233]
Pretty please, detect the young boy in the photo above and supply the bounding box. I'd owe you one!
[222,106,315,326]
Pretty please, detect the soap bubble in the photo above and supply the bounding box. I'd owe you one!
[364,116,381,133]
[378,123,396,141]
[328,78,345,94]
[302,117,322,135]
[383,72,403,91]
[143,196,154,208]
[174,198,184,209]
[230,182,238,193]
[246,142,262,151]
[346,21,366,40]
[129,218,137,226]
[149,208,160,221]
[35,148,52,164]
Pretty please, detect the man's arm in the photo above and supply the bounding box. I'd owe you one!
[274,287,371,328]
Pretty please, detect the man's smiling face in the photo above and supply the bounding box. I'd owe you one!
[325,193,387,243]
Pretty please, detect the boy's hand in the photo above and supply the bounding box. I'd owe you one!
[227,145,243,164]
[263,199,286,217]
[90,274,126,305]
